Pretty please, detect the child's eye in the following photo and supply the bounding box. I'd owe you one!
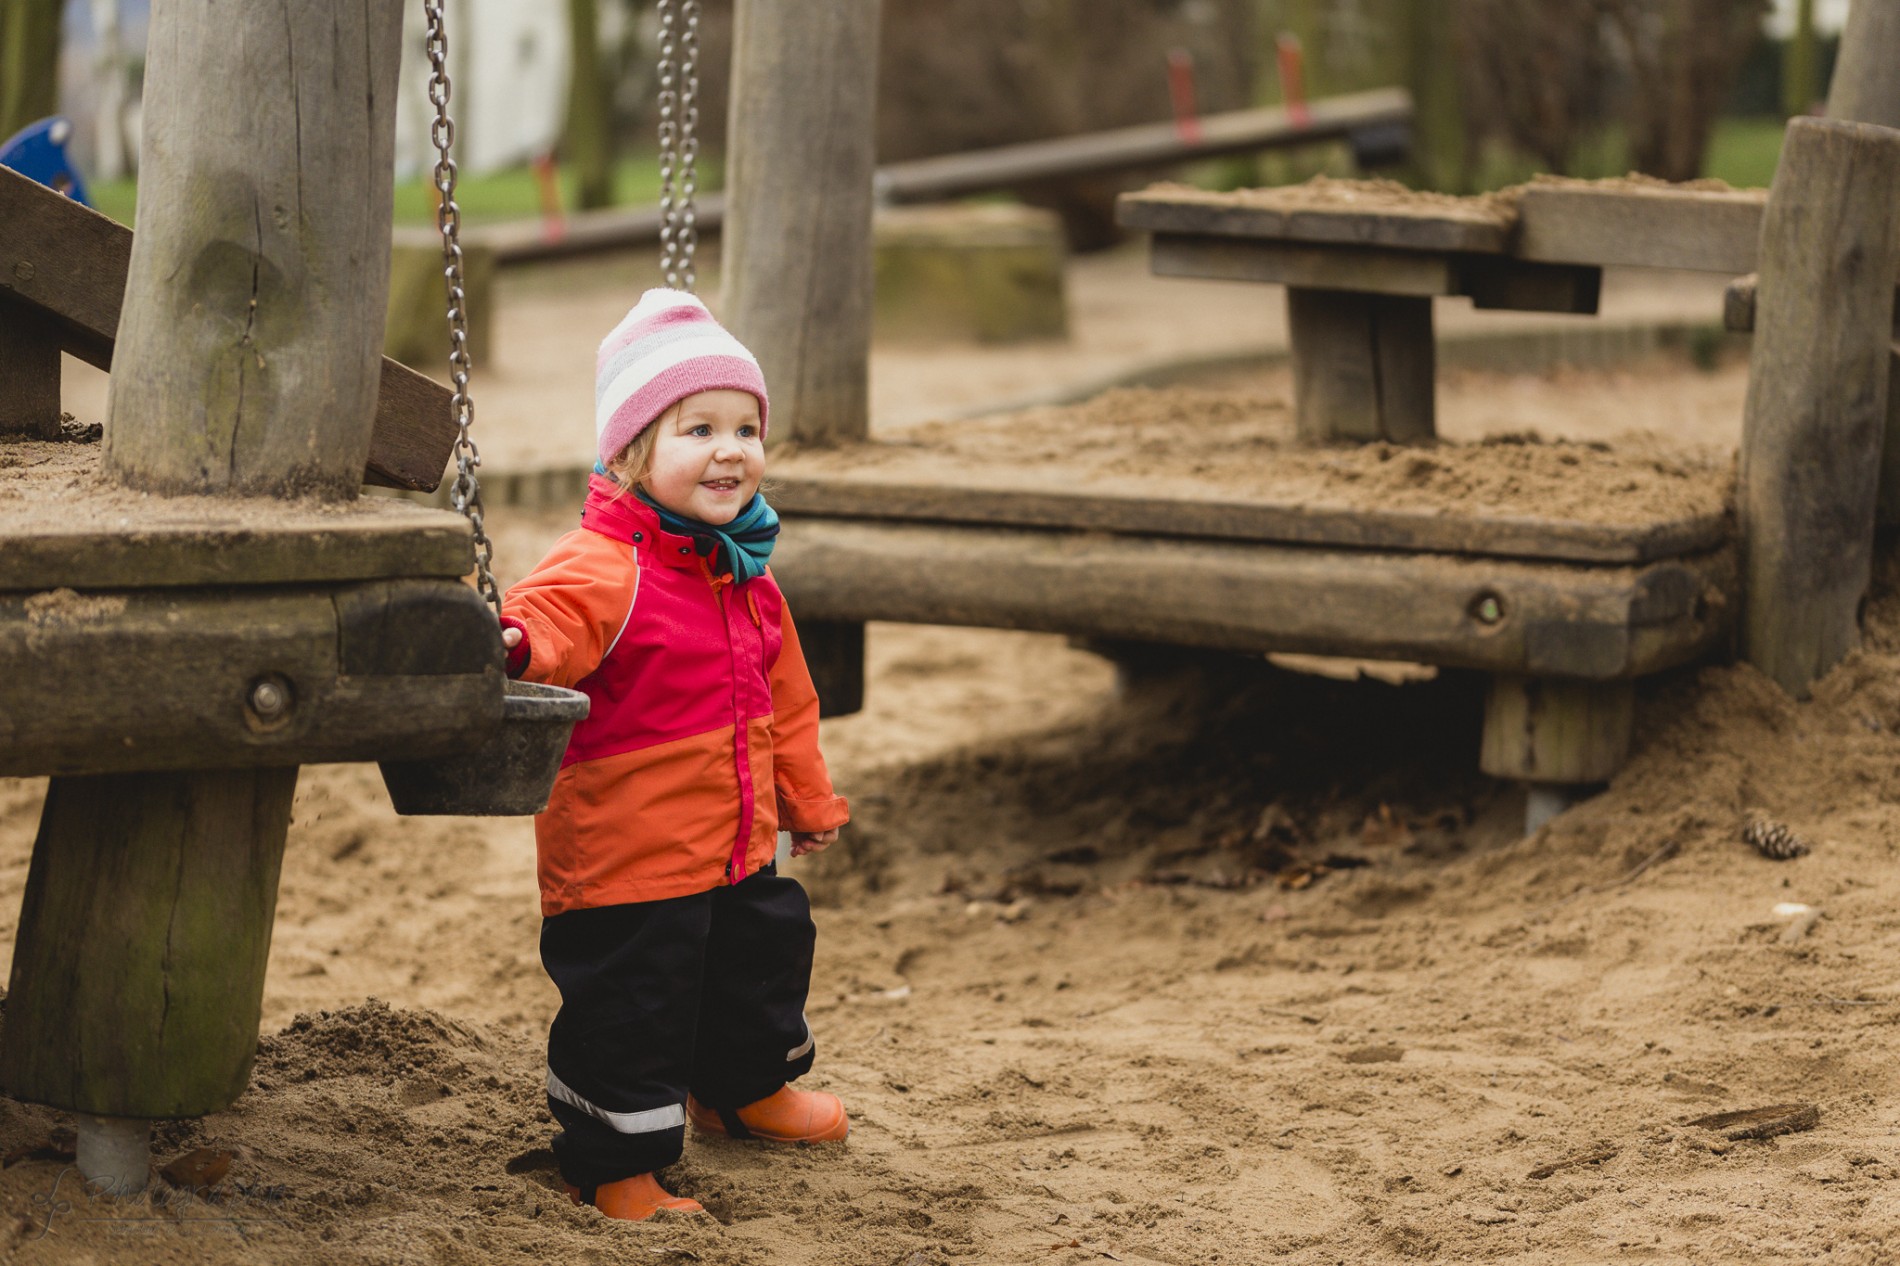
[690,424,713,437]
[739,425,758,438]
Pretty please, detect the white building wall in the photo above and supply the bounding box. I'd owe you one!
[394,0,569,180]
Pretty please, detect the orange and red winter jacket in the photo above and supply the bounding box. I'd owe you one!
[502,475,849,915]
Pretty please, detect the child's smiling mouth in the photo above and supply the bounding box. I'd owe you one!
[702,478,741,492]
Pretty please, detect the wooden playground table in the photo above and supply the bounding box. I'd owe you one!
[769,178,1768,796]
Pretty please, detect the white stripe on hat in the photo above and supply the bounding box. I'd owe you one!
[596,334,765,425]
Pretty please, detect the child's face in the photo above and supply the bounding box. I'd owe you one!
[640,389,765,525]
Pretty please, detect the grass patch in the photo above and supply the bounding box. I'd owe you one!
[84,150,723,230]
[1702,115,1784,188]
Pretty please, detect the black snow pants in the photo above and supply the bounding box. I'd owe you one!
[539,864,818,1193]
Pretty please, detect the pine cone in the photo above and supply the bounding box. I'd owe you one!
[1742,812,1811,861]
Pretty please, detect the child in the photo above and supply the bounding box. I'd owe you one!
[497,289,851,1222]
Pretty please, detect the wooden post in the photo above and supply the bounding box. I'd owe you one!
[720,0,878,447]
[1,0,406,1187]
[0,293,60,439]
[1287,288,1434,444]
[721,0,879,715]
[101,0,404,502]
[4,772,297,1116]
[1739,117,1900,698]
[1479,676,1633,785]
[1825,3,1900,523]
[1826,0,1900,128]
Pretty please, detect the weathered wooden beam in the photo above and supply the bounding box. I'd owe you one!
[1723,272,1900,337]
[721,0,879,447]
[1119,184,1508,254]
[1149,233,1600,313]
[0,581,502,778]
[0,159,454,491]
[769,519,1735,680]
[1480,676,1634,784]
[1460,256,1601,315]
[1152,234,1457,297]
[103,1,404,498]
[0,292,59,439]
[0,442,472,589]
[1288,288,1434,443]
[889,90,1412,205]
[2,769,298,1117]
[769,475,1725,565]
[1827,0,1900,128]
[1513,184,1767,275]
[1739,117,1900,697]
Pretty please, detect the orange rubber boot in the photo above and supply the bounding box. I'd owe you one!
[563,1173,704,1221]
[686,1086,849,1143]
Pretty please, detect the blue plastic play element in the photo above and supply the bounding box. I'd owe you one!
[0,116,90,207]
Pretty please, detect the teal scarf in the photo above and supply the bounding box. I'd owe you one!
[632,485,779,584]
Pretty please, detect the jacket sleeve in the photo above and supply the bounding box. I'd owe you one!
[768,598,851,834]
[500,531,640,689]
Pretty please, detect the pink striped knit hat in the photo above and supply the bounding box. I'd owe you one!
[594,289,769,466]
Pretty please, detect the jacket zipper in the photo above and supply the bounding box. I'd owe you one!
[714,577,755,884]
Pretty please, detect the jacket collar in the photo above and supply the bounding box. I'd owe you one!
[580,474,705,570]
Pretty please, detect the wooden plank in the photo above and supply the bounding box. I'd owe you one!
[886,90,1414,204]
[2,767,299,1116]
[769,519,1735,680]
[1460,256,1601,315]
[1288,289,1434,443]
[1151,234,1457,296]
[1119,185,1509,254]
[0,444,472,588]
[1724,272,1900,336]
[0,581,503,778]
[0,291,59,438]
[767,475,1727,565]
[452,92,1412,267]
[1514,184,1768,274]
[1739,117,1900,697]
[1480,676,1634,784]
[0,163,455,491]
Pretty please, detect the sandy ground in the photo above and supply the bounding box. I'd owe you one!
[17,252,1900,1264]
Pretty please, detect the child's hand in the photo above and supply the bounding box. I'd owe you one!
[789,828,839,857]
[502,626,523,649]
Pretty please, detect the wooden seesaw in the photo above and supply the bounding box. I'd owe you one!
[0,0,584,1191]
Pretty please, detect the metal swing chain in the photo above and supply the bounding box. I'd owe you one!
[656,0,701,291]
[423,0,500,617]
